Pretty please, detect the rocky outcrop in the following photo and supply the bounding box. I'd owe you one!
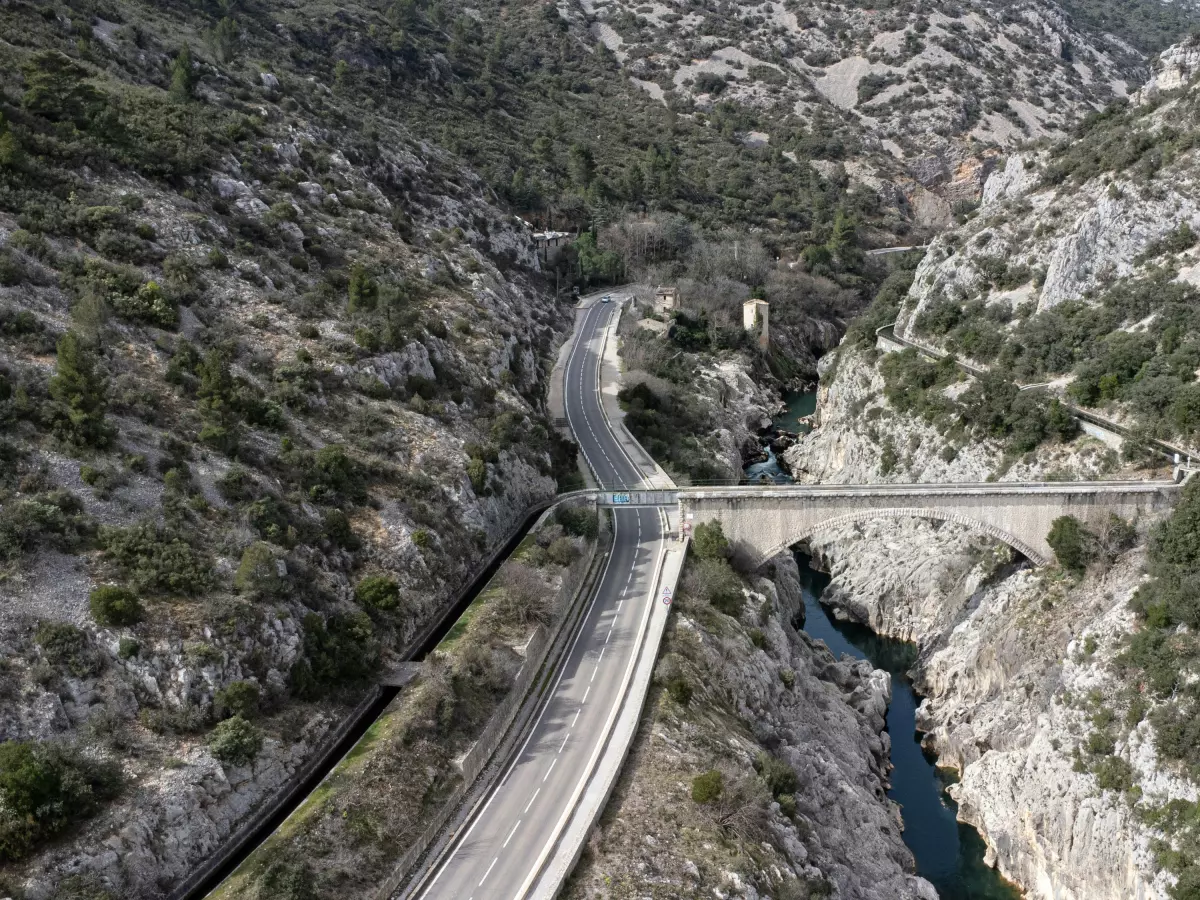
[802,517,1191,900]
[782,345,1121,485]
[564,553,937,900]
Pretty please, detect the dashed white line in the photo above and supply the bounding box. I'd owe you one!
[503,820,521,848]
[543,758,557,782]
[524,788,540,814]
[479,857,498,888]
[571,708,581,727]
[582,685,591,704]
[559,732,569,753]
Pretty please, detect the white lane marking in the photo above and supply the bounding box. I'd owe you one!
[524,788,540,814]
[598,647,606,665]
[582,685,590,704]
[479,857,498,888]
[543,758,557,782]
[559,732,569,753]
[605,626,612,644]
[590,664,598,683]
[617,599,623,611]
[503,820,521,848]
[572,708,581,727]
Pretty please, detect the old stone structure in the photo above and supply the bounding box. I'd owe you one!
[743,298,769,349]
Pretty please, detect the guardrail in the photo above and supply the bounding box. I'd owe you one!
[379,516,614,900]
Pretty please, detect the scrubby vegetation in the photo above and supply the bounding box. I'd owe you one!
[1097,479,1200,897]
[879,348,1078,456]
[213,505,599,897]
[0,739,121,862]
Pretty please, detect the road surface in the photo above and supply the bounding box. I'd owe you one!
[414,293,665,900]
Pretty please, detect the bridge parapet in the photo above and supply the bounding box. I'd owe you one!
[676,481,1180,568]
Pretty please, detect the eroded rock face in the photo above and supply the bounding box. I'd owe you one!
[782,345,1119,485]
[803,516,1191,900]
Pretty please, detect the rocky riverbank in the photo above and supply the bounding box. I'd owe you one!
[563,552,938,900]
[800,515,1190,900]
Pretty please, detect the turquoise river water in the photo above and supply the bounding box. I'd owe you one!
[746,390,1022,899]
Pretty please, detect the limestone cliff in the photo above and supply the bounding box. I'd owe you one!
[801,518,1191,900]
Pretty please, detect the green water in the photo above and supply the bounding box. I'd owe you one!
[776,388,818,434]
[795,555,1023,900]
[745,389,817,483]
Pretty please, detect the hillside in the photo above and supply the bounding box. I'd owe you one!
[771,37,1200,900]
[0,2,579,896]
[573,0,1167,227]
[5,0,1200,898]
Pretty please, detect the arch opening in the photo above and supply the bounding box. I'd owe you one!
[747,507,1050,568]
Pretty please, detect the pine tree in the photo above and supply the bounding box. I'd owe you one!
[170,44,196,101]
[347,264,378,313]
[197,349,238,453]
[49,332,114,449]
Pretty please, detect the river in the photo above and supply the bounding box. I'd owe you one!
[795,556,1021,900]
[748,390,1022,899]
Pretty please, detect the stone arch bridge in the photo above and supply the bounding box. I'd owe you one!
[597,481,1181,567]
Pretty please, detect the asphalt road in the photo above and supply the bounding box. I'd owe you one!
[416,293,666,900]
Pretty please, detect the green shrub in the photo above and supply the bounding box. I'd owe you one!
[776,792,797,819]
[694,557,744,617]
[88,585,143,627]
[555,504,598,540]
[0,491,91,563]
[290,611,380,698]
[207,715,263,766]
[779,667,795,689]
[354,574,400,611]
[692,521,730,561]
[214,680,261,719]
[755,751,798,798]
[0,740,121,862]
[1047,515,1093,572]
[666,674,693,706]
[323,509,360,550]
[467,456,488,493]
[234,541,286,598]
[36,622,101,677]
[749,628,767,649]
[118,637,140,659]
[99,523,212,595]
[691,769,723,804]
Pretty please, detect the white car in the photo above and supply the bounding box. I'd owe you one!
[601,295,612,303]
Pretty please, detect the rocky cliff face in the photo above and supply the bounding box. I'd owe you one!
[564,553,938,900]
[802,517,1192,900]
[782,344,1126,485]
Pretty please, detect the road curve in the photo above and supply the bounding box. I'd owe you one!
[413,294,664,899]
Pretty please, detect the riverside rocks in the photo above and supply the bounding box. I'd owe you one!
[563,554,938,900]
[797,510,1186,900]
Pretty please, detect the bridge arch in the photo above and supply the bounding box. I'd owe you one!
[748,507,1051,567]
